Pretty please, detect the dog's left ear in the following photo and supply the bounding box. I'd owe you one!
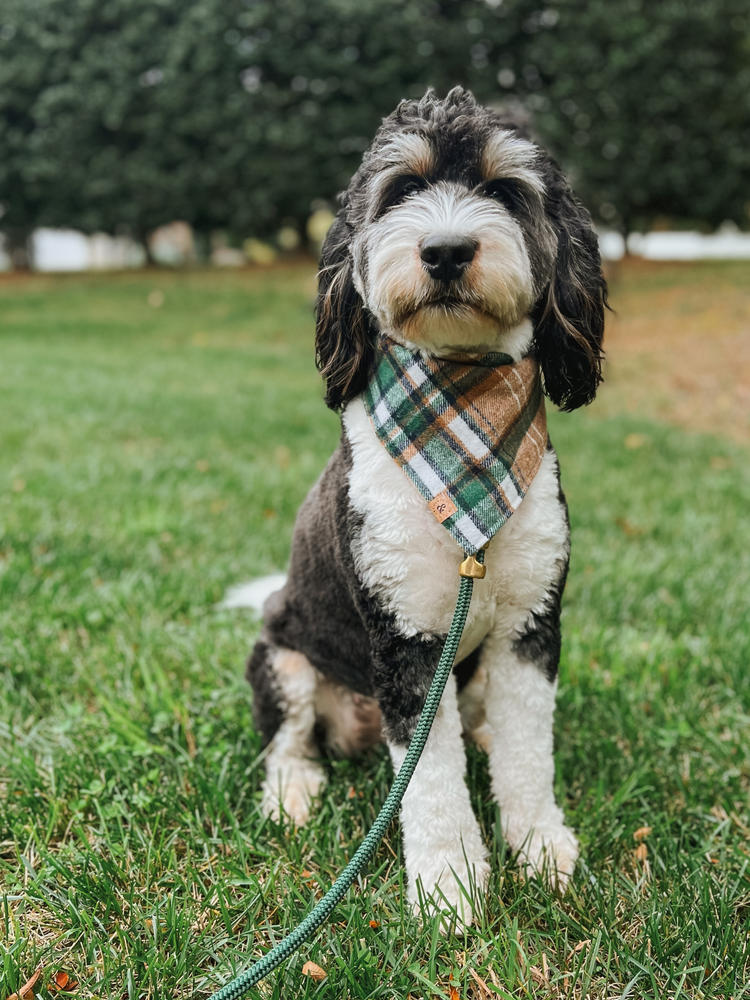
[315,210,376,410]
[531,166,608,411]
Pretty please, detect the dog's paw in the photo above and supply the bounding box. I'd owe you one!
[261,759,326,826]
[409,853,490,931]
[514,821,579,892]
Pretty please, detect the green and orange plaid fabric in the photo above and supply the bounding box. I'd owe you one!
[363,336,547,555]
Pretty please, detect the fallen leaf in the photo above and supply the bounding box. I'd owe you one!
[301,961,326,982]
[49,971,78,993]
[624,433,649,450]
[634,842,648,861]
[448,987,460,1000]
[615,516,644,537]
[6,968,41,1000]
[633,825,652,842]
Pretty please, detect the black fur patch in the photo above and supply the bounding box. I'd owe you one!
[245,635,285,748]
[511,565,568,683]
[260,435,377,697]
[453,642,484,692]
[511,465,570,682]
[248,430,487,748]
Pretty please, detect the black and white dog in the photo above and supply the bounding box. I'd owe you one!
[242,87,606,926]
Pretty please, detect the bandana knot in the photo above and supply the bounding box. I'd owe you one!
[363,336,547,554]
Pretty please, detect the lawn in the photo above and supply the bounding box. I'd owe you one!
[1,261,749,1000]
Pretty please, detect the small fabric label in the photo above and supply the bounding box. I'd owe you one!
[428,492,457,523]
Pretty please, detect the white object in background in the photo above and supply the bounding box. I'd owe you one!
[220,573,288,612]
[597,230,626,261]
[32,228,90,271]
[89,232,146,269]
[628,223,750,260]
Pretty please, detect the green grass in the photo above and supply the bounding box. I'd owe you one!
[1,264,749,1000]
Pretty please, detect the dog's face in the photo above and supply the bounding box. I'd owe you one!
[316,87,607,411]
[350,118,554,355]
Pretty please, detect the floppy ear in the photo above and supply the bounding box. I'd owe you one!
[531,167,608,412]
[315,210,375,410]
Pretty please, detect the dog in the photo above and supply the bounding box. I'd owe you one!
[243,87,606,926]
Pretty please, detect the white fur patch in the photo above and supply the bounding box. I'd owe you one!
[387,673,489,927]
[360,182,535,351]
[481,640,579,889]
[261,648,326,825]
[344,394,568,653]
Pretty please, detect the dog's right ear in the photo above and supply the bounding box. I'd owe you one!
[315,210,375,410]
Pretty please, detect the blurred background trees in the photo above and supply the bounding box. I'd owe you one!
[1,0,748,266]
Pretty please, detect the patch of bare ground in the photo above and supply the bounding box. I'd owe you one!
[596,258,750,443]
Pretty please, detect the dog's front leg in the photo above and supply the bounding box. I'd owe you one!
[481,630,579,890]
[374,641,489,928]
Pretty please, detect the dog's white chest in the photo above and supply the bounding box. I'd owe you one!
[343,398,568,654]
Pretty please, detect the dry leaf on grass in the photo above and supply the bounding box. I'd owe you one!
[468,969,492,999]
[633,825,652,842]
[634,842,649,861]
[6,968,41,1000]
[624,433,649,450]
[49,972,78,993]
[530,966,547,987]
[301,961,327,982]
[615,516,645,537]
[567,939,591,959]
[448,986,461,1000]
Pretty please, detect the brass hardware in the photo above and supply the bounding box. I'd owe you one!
[458,554,486,579]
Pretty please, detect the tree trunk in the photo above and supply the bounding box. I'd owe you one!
[6,228,32,271]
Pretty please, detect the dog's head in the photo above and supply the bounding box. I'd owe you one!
[316,87,607,411]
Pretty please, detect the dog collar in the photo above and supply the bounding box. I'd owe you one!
[363,335,547,555]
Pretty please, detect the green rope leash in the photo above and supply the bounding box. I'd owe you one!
[208,550,485,1000]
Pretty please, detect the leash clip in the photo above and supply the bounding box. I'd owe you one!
[458,544,488,580]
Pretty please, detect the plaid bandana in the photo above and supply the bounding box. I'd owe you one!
[363,336,547,555]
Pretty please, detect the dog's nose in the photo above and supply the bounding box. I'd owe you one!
[420,235,478,282]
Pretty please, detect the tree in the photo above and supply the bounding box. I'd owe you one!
[1,0,748,264]
[524,0,750,235]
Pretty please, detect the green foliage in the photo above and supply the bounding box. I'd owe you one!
[1,264,749,997]
[0,0,748,258]
[527,0,750,234]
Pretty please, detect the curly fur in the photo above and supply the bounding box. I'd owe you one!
[244,87,608,927]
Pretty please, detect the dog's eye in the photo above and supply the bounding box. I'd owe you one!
[483,179,522,207]
[380,175,427,211]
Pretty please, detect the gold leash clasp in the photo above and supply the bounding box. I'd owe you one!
[458,543,488,579]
